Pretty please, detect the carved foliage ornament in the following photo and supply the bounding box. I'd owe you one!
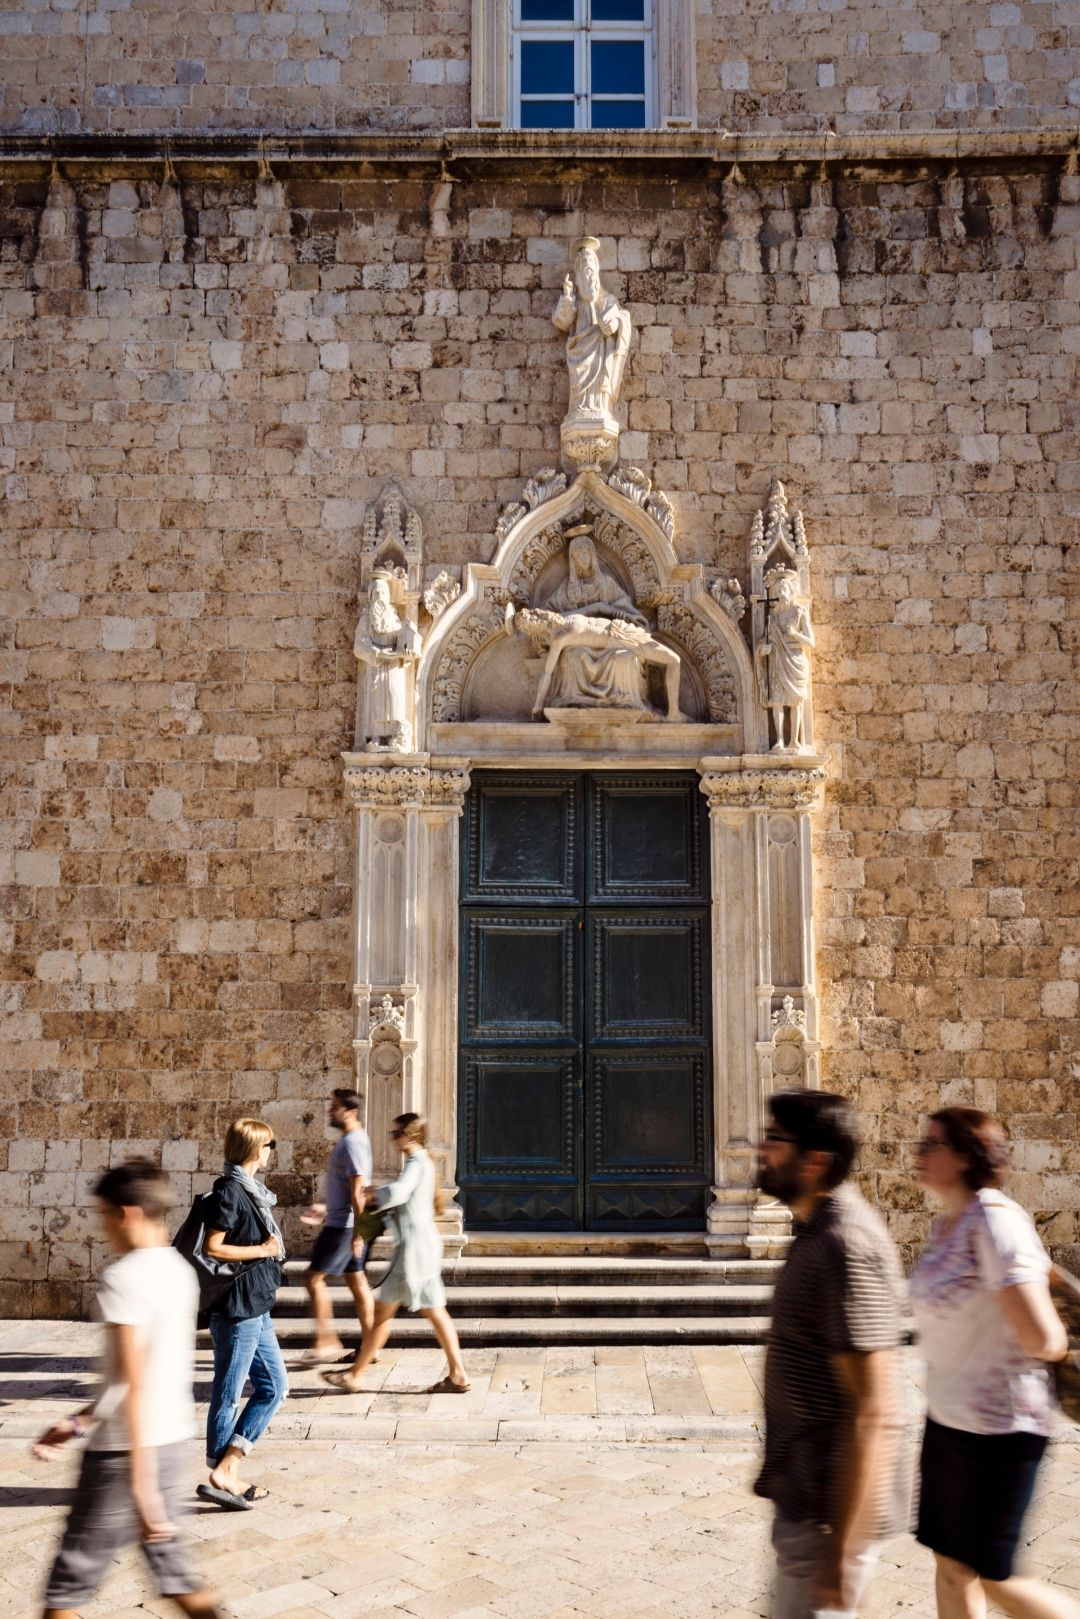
[655,602,736,724]
[344,765,470,809]
[422,570,461,621]
[495,468,568,543]
[430,599,508,723]
[710,576,746,623]
[698,767,827,811]
[369,994,406,1043]
[771,995,807,1034]
[605,465,675,542]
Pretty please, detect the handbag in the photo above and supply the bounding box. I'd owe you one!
[1049,1264,1080,1423]
[353,1207,386,1247]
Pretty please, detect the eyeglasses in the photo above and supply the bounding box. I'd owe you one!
[389,1128,404,1139]
[763,1128,796,1145]
[915,1138,946,1154]
[267,1139,277,1151]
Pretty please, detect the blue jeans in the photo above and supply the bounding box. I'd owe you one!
[206,1312,288,1468]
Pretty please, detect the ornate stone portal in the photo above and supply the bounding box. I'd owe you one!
[342,274,826,1255]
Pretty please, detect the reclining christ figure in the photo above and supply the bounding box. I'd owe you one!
[506,604,685,723]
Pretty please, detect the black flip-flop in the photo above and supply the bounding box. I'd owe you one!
[196,1482,268,1511]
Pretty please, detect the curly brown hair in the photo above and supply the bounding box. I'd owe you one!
[931,1107,1009,1191]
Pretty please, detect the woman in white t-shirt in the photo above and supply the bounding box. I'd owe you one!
[911,1107,1074,1619]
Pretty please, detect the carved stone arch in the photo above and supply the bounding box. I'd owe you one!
[415,467,759,746]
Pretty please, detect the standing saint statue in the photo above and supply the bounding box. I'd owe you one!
[755,569,815,751]
[552,237,632,437]
[354,575,421,752]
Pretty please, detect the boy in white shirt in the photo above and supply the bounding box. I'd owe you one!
[33,1159,223,1619]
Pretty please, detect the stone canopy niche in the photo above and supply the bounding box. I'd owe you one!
[342,461,826,1256]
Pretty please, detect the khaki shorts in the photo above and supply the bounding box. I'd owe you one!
[44,1442,200,1609]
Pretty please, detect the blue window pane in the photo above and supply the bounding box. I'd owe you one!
[520,99,577,128]
[521,40,575,94]
[590,99,646,128]
[590,39,645,95]
[591,0,644,19]
[522,0,575,17]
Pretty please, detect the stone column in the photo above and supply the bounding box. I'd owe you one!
[698,757,827,1256]
[342,754,470,1256]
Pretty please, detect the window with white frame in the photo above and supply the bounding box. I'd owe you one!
[512,0,655,130]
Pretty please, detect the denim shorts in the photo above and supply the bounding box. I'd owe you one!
[308,1224,369,1276]
[44,1443,200,1608]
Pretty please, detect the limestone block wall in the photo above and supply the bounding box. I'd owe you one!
[0,153,1078,1310]
[0,0,1077,135]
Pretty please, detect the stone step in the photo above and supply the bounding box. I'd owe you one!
[245,1314,772,1347]
[282,1256,781,1287]
[272,1281,773,1318]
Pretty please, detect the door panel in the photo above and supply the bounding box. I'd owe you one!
[588,774,704,902]
[589,1052,706,1171]
[464,773,580,901]
[463,911,578,1042]
[459,771,711,1231]
[462,1052,580,1228]
[589,913,705,1041]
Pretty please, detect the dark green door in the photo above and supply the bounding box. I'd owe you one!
[459,772,712,1230]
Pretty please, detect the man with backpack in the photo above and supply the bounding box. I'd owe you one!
[33,1159,224,1619]
[298,1088,376,1366]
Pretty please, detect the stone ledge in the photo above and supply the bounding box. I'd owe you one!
[0,126,1076,177]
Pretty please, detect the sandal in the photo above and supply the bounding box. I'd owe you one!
[293,1347,343,1368]
[196,1482,269,1511]
[320,1368,362,1392]
[428,1375,471,1394]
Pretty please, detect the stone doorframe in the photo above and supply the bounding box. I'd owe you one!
[342,472,827,1256]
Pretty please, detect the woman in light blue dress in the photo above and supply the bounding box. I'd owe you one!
[322,1114,469,1394]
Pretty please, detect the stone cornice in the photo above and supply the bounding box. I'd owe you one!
[0,126,1075,180]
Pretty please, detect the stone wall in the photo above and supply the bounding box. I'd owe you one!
[0,0,1077,135]
[1,151,1079,1310]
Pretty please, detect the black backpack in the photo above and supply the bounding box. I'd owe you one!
[172,1184,265,1316]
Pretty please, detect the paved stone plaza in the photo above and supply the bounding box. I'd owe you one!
[3,1324,1080,1619]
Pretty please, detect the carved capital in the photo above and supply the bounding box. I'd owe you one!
[344,763,471,811]
[426,766,471,809]
[345,765,431,809]
[699,766,827,811]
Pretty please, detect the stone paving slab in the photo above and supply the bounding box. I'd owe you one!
[4,1435,1080,1619]
[3,1321,1080,1619]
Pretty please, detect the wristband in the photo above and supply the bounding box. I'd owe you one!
[70,1413,89,1438]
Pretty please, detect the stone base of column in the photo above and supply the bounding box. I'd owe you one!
[746,1196,793,1258]
[704,1186,792,1258]
[437,1197,467,1260]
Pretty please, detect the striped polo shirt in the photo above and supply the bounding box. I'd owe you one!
[754,1181,910,1532]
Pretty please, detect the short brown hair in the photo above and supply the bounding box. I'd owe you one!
[932,1107,1009,1191]
[223,1117,274,1165]
[93,1159,175,1219]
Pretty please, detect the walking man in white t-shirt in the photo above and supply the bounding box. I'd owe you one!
[33,1159,223,1619]
[299,1088,375,1366]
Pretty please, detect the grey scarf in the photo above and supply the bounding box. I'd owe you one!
[221,1160,286,1262]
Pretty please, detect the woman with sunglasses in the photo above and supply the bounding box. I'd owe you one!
[197,1118,289,1510]
[911,1107,1073,1618]
[323,1114,469,1395]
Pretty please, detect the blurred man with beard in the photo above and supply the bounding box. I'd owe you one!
[754,1091,909,1619]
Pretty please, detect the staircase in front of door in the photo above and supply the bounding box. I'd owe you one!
[270,1233,779,1347]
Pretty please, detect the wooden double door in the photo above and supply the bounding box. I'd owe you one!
[458,772,713,1230]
